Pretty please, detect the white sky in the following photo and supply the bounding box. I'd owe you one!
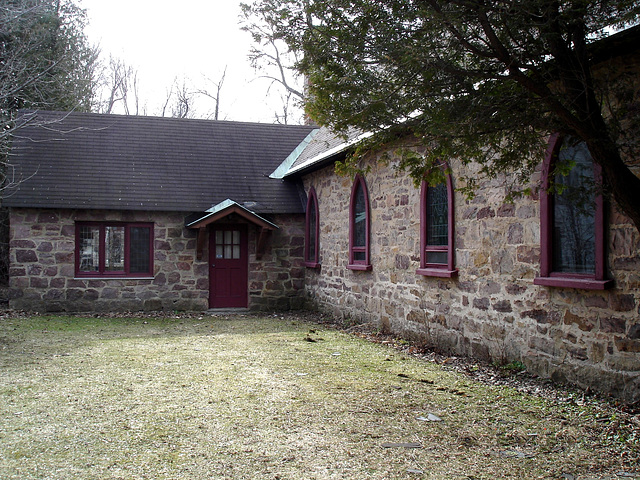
[80,0,298,123]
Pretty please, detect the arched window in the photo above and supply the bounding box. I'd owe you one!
[534,134,612,289]
[348,174,372,270]
[416,167,457,278]
[304,187,320,268]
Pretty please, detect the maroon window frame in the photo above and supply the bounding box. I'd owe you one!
[416,168,458,278]
[534,134,612,290]
[348,174,372,271]
[304,187,321,268]
[75,222,154,278]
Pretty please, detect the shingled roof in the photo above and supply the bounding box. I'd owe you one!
[268,126,368,179]
[4,110,317,214]
[284,126,370,177]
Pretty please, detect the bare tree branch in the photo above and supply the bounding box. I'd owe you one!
[241,2,305,123]
[196,67,228,120]
[96,56,142,115]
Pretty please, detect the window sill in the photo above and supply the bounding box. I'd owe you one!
[304,262,321,269]
[534,276,613,290]
[416,268,458,278]
[75,276,155,281]
[347,264,372,271]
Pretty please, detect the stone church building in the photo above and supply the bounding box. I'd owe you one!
[5,28,640,402]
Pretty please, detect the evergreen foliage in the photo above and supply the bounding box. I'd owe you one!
[0,0,98,284]
[242,0,640,230]
[0,0,97,129]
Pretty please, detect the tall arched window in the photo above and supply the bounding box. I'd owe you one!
[416,167,457,278]
[348,174,372,270]
[534,134,612,290]
[304,187,320,268]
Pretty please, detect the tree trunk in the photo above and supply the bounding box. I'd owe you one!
[587,137,640,232]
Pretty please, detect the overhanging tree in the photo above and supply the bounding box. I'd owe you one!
[1,0,98,168]
[1,0,97,112]
[242,0,640,231]
[1,0,98,281]
[1,0,98,150]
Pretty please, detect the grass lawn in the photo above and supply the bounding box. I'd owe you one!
[0,313,638,480]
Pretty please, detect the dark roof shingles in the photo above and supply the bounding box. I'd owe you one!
[5,111,316,214]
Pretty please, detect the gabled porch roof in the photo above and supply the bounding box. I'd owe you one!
[186,199,279,261]
[186,199,279,230]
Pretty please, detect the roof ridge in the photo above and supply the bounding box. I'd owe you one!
[18,109,317,130]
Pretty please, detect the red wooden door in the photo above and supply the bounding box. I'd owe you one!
[209,224,248,308]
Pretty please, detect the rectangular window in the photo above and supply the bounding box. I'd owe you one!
[551,143,596,274]
[129,226,151,273]
[308,206,317,260]
[353,185,367,261]
[79,225,100,272]
[76,222,153,277]
[215,229,241,259]
[105,226,125,272]
[304,187,321,268]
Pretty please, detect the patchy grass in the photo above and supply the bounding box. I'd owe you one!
[0,313,638,480]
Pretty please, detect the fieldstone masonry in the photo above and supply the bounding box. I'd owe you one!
[9,209,306,313]
[302,149,640,403]
[246,214,307,311]
[6,155,639,402]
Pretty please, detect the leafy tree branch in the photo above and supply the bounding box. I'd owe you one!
[242,0,640,231]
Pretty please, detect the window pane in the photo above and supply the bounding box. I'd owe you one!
[104,226,125,271]
[129,227,151,274]
[426,183,448,248]
[79,226,100,272]
[307,204,316,262]
[553,141,596,274]
[354,184,366,248]
[427,251,448,265]
[231,231,240,252]
[216,230,241,259]
[354,251,365,261]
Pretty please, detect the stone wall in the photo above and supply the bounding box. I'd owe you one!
[247,213,307,311]
[9,209,306,313]
[301,151,640,403]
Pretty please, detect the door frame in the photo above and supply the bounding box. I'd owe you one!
[208,223,249,308]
